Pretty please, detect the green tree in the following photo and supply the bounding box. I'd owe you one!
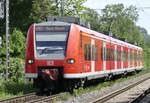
[30,0,58,23]
[0,29,25,58]
[10,29,25,57]
[62,0,87,16]
[99,4,144,46]
[80,9,101,31]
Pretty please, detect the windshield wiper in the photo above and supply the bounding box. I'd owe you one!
[39,47,64,55]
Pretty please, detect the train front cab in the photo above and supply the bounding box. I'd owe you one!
[25,22,78,91]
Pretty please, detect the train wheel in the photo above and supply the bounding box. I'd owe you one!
[105,74,112,81]
[122,71,127,78]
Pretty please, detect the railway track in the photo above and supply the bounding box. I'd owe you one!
[91,75,150,103]
[26,93,65,103]
[0,92,41,103]
[0,92,66,103]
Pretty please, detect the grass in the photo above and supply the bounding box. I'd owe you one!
[0,78,37,100]
[0,69,149,101]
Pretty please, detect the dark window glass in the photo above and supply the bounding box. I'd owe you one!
[109,48,110,61]
[92,45,95,61]
[80,35,82,48]
[84,43,87,60]
[104,47,106,61]
[95,45,98,61]
[88,44,91,61]
[106,48,108,61]
[101,47,103,61]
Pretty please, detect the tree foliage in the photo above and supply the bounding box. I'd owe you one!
[80,9,101,31]
[0,29,25,58]
[99,4,144,47]
[30,0,58,23]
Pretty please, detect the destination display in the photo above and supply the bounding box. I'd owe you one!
[35,26,69,32]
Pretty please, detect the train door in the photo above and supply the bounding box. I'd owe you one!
[103,42,106,72]
[100,40,103,71]
[110,44,115,71]
[106,42,111,71]
[121,46,123,70]
[79,32,85,73]
[94,40,100,72]
[91,39,95,72]
[128,48,130,69]
[115,45,117,70]
[133,49,134,68]
[117,45,121,69]
[126,48,128,69]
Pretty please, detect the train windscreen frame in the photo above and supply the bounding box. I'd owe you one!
[35,26,70,59]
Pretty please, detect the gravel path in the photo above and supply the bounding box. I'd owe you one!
[61,72,150,103]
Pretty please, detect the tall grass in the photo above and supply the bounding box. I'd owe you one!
[0,78,36,100]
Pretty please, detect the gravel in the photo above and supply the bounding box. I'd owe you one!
[61,72,150,103]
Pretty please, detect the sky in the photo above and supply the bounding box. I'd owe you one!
[84,0,150,35]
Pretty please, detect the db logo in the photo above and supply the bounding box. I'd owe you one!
[47,61,54,65]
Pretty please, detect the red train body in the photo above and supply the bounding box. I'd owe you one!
[25,21,143,91]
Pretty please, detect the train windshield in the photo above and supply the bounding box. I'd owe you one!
[35,26,70,59]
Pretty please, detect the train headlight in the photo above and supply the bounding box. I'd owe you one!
[67,59,75,64]
[28,59,34,64]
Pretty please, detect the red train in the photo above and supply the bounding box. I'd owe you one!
[25,18,143,92]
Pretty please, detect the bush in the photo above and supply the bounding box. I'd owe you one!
[0,28,26,58]
[10,28,26,58]
[9,58,24,82]
[0,57,24,82]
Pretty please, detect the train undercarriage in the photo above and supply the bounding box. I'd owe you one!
[33,67,142,94]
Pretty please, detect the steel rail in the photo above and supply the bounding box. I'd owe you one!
[91,76,150,103]
[26,92,66,103]
[0,92,41,103]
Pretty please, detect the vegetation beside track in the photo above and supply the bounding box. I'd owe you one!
[0,78,37,100]
[60,70,150,101]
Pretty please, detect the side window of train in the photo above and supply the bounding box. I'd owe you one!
[101,47,103,61]
[80,34,82,48]
[92,45,95,61]
[109,48,110,61]
[106,48,108,61]
[111,48,114,61]
[84,43,87,60]
[95,45,98,61]
[117,50,119,61]
[104,47,106,61]
[88,44,91,61]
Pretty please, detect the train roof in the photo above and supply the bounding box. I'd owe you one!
[35,21,71,26]
[75,24,142,50]
[33,21,142,50]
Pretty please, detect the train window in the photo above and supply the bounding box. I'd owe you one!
[110,48,112,61]
[106,48,108,61]
[92,45,95,61]
[109,48,110,61]
[119,50,121,61]
[88,44,91,61]
[117,50,119,61]
[112,48,114,61]
[80,35,82,48]
[101,47,103,61]
[137,53,138,61]
[84,43,87,60]
[127,51,129,61]
[104,47,106,61]
[121,50,122,61]
[95,45,98,61]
